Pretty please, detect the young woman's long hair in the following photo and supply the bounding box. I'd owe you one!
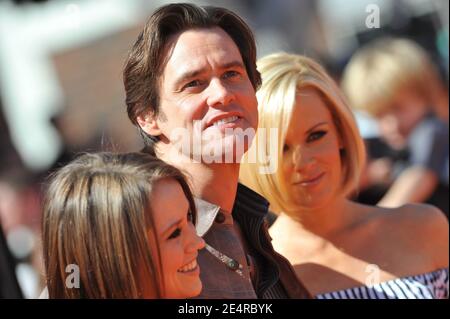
[42,152,196,298]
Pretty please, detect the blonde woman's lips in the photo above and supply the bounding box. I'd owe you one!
[294,172,325,187]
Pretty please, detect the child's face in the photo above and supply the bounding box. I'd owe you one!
[377,87,428,148]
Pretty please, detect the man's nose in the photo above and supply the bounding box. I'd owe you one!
[206,78,235,107]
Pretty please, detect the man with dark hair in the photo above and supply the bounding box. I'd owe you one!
[123,3,310,298]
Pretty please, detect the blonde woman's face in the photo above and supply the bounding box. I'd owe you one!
[150,178,205,298]
[282,88,343,209]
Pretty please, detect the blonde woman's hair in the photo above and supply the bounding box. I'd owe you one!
[42,152,197,298]
[240,52,365,215]
[342,37,447,118]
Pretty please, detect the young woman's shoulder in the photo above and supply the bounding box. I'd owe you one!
[373,203,449,270]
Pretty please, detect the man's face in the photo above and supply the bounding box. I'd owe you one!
[142,27,258,163]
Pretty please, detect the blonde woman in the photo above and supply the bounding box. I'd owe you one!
[42,152,205,298]
[240,53,449,299]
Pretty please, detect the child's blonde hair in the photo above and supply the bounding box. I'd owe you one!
[342,37,447,118]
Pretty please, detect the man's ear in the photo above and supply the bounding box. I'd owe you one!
[137,112,162,137]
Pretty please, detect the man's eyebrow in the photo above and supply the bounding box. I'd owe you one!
[220,60,246,71]
[174,69,205,88]
[173,60,245,88]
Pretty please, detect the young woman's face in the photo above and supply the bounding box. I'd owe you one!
[282,87,343,210]
[150,178,205,298]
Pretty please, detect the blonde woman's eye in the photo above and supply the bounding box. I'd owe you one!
[283,144,290,153]
[307,131,327,143]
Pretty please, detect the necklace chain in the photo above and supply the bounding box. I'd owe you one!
[205,243,244,278]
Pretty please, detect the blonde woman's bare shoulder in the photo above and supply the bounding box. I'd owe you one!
[375,203,449,270]
[381,203,448,231]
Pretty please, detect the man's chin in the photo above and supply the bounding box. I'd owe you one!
[166,133,253,164]
[198,150,245,164]
[202,136,250,164]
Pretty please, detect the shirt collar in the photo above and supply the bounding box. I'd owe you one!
[194,183,268,237]
[194,197,233,237]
